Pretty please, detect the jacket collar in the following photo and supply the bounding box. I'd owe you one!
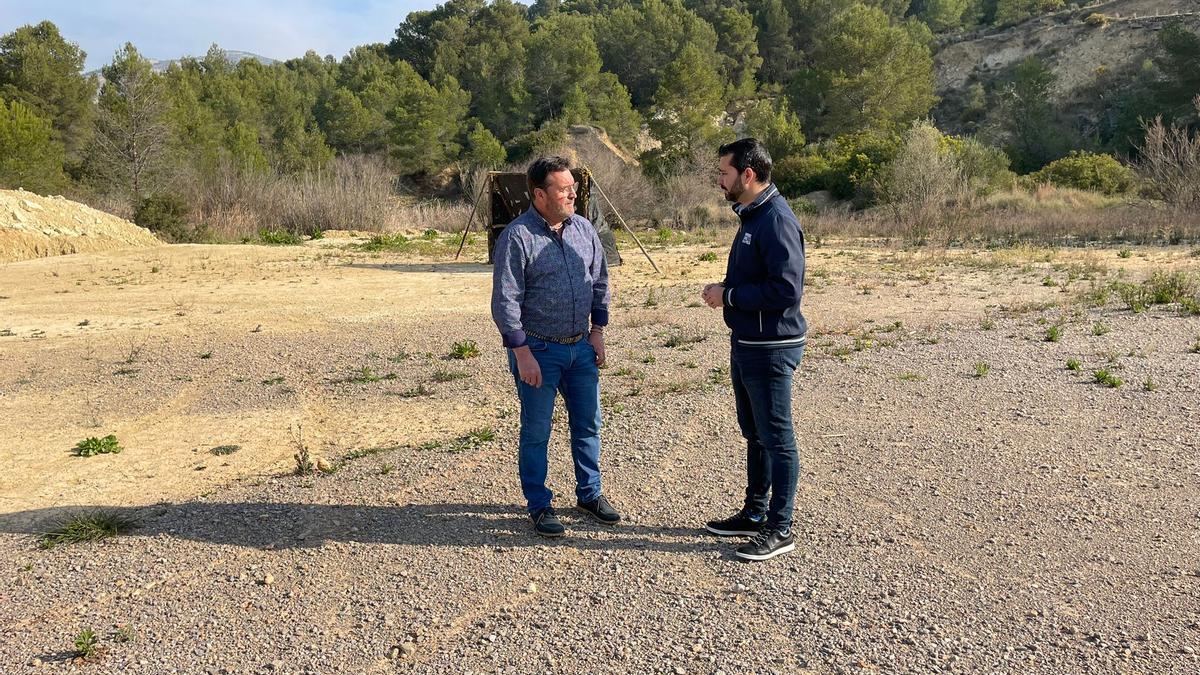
[732,183,780,219]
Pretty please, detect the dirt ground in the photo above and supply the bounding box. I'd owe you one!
[1,233,1198,673]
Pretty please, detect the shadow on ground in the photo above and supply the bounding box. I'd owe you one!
[0,501,723,555]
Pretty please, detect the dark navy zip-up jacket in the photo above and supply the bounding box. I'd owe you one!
[720,184,807,343]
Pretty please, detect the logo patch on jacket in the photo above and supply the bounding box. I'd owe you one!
[741,232,752,245]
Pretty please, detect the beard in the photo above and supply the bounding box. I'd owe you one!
[722,180,744,202]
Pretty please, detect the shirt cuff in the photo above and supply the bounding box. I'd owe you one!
[592,307,609,327]
[723,287,734,308]
[502,329,527,349]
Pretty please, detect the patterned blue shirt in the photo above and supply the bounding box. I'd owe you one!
[491,207,610,348]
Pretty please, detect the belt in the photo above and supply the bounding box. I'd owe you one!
[525,330,584,345]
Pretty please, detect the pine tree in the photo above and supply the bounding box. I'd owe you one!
[0,98,67,193]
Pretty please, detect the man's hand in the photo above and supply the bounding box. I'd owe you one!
[512,345,542,388]
[701,283,725,309]
[588,328,606,367]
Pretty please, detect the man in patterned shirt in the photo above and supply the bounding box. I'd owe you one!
[491,156,620,537]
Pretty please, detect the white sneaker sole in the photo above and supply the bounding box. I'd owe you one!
[705,524,761,537]
[734,541,795,561]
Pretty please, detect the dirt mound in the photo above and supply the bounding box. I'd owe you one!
[0,189,161,263]
[565,124,638,167]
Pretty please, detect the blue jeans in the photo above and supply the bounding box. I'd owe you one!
[730,341,804,531]
[507,337,603,514]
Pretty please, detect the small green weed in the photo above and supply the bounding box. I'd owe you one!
[1093,369,1123,388]
[663,330,705,348]
[1044,325,1062,342]
[897,372,927,382]
[361,233,411,252]
[39,511,135,549]
[1092,322,1110,336]
[74,628,99,658]
[347,366,396,384]
[259,229,302,246]
[698,251,718,262]
[448,427,495,453]
[1117,248,1132,259]
[449,339,480,359]
[1143,378,1157,391]
[1066,358,1082,371]
[431,367,469,382]
[210,444,240,456]
[74,435,122,457]
[973,362,989,378]
[708,364,730,385]
[398,383,435,398]
[113,625,135,643]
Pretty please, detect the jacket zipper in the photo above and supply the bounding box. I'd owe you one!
[758,311,763,333]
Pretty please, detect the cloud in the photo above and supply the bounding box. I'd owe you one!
[0,0,430,69]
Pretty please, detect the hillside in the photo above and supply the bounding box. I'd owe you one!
[933,0,1200,132]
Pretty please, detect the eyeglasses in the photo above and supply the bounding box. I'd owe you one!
[541,183,578,197]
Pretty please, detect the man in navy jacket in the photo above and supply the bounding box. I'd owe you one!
[701,138,807,561]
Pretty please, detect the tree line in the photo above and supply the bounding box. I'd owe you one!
[1,1,1198,238]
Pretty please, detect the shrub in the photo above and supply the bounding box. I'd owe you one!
[135,194,197,242]
[259,229,303,245]
[1026,151,1136,195]
[788,197,819,215]
[774,154,833,197]
[506,120,567,164]
[776,132,900,205]
[1085,13,1111,27]
[953,137,1017,197]
[878,121,966,242]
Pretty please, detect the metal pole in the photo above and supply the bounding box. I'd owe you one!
[453,182,486,261]
[591,179,661,274]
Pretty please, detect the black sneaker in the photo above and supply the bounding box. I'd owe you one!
[735,528,795,561]
[705,509,766,537]
[531,507,565,537]
[576,494,621,524]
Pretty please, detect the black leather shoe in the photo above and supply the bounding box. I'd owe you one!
[735,528,795,561]
[531,507,565,537]
[705,509,766,536]
[576,494,621,524]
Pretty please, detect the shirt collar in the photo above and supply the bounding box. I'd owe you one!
[525,206,575,234]
[732,183,779,217]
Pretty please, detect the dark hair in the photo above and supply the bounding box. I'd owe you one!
[718,138,772,183]
[528,156,573,192]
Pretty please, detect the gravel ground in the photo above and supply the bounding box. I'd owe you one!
[1,241,1198,674]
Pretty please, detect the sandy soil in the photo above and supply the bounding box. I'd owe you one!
[1,233,1198,673]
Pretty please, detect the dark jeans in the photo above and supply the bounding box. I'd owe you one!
[730,341,804,531]
[507,337,603,514]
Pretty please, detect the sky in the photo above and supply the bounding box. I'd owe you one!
[0,0,438,70]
